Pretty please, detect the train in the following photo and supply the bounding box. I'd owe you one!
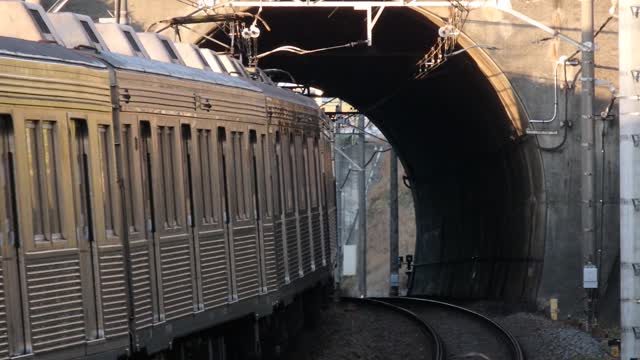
[0,1,336,359]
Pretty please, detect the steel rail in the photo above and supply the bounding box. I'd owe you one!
[373,297,525,360]
[342,297,445,360]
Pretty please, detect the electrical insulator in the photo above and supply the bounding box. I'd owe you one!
[249,25,260,38]
[438,24,459,38]
[198,0,216,8]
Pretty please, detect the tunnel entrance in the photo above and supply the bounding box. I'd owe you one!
[207,6,546,302]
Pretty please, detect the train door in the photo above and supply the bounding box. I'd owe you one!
[72,118,131,342]
[189,122,230,309]
[249,130,268,293]
[217,127,237,300]
[311,137,327,267]
[219,126,261,300]
[121,118,160,330]
[68,118,102,341]
[17,112,90,355]
[320,136,335,261]
[291,131,305,277]
[302,134,319,271]
[178,122,204,312]
[272,130,289,285]
[299,134,314,273]
[252,130,278,292]
[0,115,27,357]
[144,117,196,321]
[283,130,301,281]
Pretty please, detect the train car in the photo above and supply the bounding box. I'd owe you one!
[245,69,333,295]
[0,1,336,359]
[0,36,124,359]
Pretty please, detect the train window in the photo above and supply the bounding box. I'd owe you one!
[195,49,211,70]
[298,136,307,210]
[309,138,319,208]
[70,119,91,243]
[218,128,230,224]
[181,125,194,228]
[260,134,272,217]
[140,122,155,233]
[161,40,179,61]
[286,133,295,212]
[25,120,64,243]
[123,31,142,53]
[323,139,332,206]
[29,9,52,35]
[249,131,260,218]
[197,129,216,224]
[122,125,137,233]
[98,125,118,238]
[80,20,100,45]
[0,116,17,247]
[158,126,179,229]
[318,138,327,207]
[273,132,282,215]
[231,131,247,220]
[211,54,226,74]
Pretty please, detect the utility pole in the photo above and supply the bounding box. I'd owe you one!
[114,0,129,24]
[620,1,640,358]
[389,150,399,296]
[357,114,367,297]
[580,0,596,331]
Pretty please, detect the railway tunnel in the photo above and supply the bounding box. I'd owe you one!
[227,7,547,302]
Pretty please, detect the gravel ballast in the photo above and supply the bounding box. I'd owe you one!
[283,300,430,360]
[462,301,612,360]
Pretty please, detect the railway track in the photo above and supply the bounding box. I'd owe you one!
[373,297,525,360]
[342,297,445,360]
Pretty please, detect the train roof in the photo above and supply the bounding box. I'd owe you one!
[0,0,320,111]
[95,23,150,59]
[136,32,185,65]
[253,81,319,109]
[0,1,64,45]
[0,36,106,69]
[49,12,110,52]
[97,50,262,92]
[174,42,211,71]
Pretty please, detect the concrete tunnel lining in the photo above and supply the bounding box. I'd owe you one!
[204,7,547,302]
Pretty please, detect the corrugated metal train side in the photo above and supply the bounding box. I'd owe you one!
[0,37,335,359]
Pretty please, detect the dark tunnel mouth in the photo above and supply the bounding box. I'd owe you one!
[209,7,547,302]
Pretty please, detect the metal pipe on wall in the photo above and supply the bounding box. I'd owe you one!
[529,61,560,123]
[619,0,640,357]
[389,149,399,296]
[580,0,596,331]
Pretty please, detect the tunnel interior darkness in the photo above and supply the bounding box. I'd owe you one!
[209,8,547,302]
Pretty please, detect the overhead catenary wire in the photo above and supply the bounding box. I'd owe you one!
[337,121,389,143]
[178,24,232,49]
[256,40,368,59]
[337,144,391,190]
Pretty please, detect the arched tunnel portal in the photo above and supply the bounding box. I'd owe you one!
[214,7,547,302]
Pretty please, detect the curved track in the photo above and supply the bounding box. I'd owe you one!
[373,297,524,360]
[342,297,445,360]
